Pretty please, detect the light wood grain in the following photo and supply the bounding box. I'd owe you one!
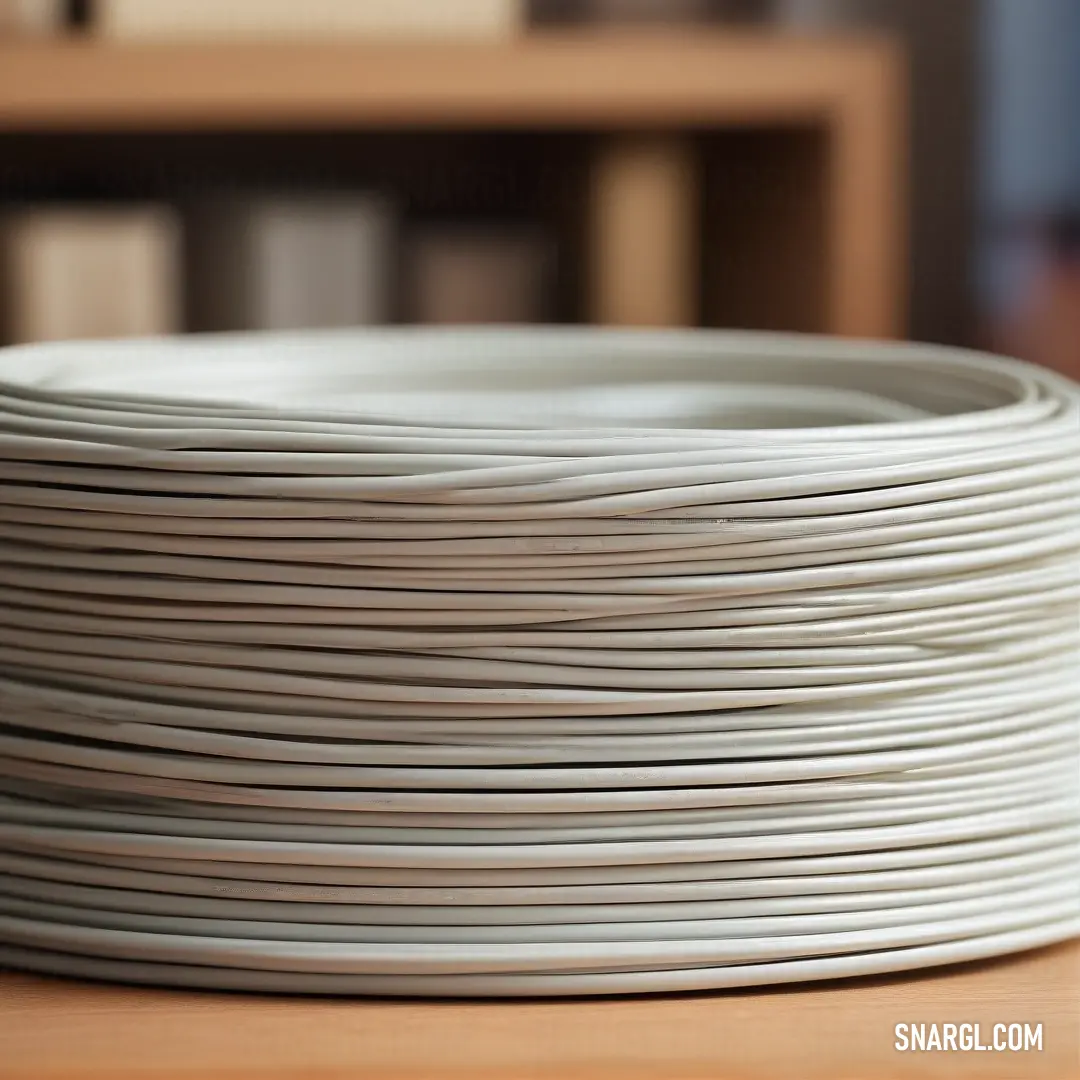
[1,941,1077,1080]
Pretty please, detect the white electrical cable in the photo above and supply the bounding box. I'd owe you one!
[0,327,1077,996]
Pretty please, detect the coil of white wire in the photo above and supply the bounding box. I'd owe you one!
[0,327,1076,996]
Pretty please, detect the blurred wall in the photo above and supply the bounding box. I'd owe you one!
[978,0,1080,375]
[980,0,1080,318]
[982,0,1080,218]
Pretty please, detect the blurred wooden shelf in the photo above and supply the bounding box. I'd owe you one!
[0,33,895,129]
[1,941,1077,1080]
[0,33,905,337]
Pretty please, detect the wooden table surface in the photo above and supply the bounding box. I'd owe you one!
[1,941,1077,1080]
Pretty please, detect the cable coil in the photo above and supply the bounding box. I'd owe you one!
[0,327,1076,995]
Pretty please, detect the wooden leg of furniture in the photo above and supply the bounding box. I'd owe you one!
[828,44,907,339]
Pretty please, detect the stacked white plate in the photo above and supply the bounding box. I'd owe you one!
[0,327,1077,995]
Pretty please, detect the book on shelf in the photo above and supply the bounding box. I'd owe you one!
[94,0,523,40]
[770,0,865,28]
[2,205,180,343]
[589,135,697,326]
[402,223,553,324]
[186,193,395,332]
[0,0,65,36]
[580,0,715,21]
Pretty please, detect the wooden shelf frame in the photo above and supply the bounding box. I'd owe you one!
[0,32,905,337]
[0,33,897,130]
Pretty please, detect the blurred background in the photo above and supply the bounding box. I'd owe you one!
[0,0,1076,379]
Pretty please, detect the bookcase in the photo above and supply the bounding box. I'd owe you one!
[0,31,905,338]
